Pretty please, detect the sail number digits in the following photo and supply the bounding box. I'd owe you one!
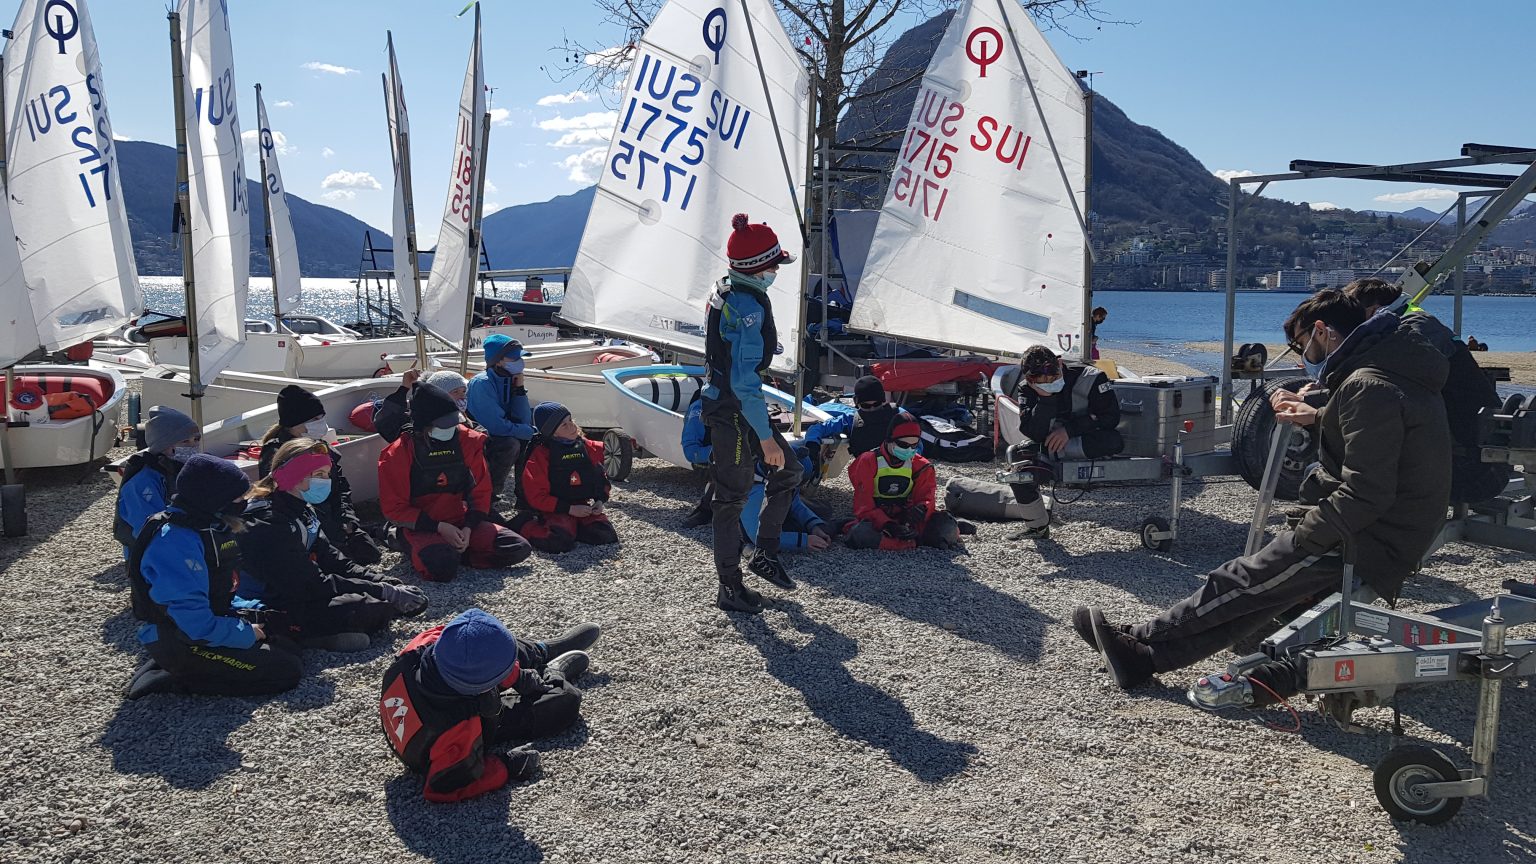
[192,67,249,218]
[17,70,118,210]
[449,115,475,224]
[893,86,1037,223]
[609,52,753,212]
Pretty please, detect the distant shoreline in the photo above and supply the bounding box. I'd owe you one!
[1183,341,1536,388]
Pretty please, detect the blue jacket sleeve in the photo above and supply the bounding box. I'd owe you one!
[118,470,170,544]
[141,526,258,649]
[724,294,774,441]
[467,373,535,439]
[682,399,712,465]
[801,414,851,450]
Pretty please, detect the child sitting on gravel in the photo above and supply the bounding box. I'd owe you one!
[379,609,599,802]
[237,438,430,652]
[508,401,618,553]
[844,412,962,551]
[114,406,200,557]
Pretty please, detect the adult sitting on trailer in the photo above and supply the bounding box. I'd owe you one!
[1009,345,1123,539]
[844,411,961,551]
[1342,278,1507,504]
[1076,290,1452,695]
[114,406,200,557]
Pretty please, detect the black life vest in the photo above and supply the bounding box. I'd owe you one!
[113,450,182,547]
[408,433,474,501]
[379,641,503,773]
[514,436,609,511]
[127,510,242,641]
[848,404,896,456]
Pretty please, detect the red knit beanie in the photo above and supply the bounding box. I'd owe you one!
[726,213,795,274]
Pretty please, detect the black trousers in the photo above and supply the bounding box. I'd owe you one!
[703,408,801,579]
[146,635,303,696]
[484,435,524,499]
[274,594,400,641]
[490,638,583,743]
[1129,531,1344,673]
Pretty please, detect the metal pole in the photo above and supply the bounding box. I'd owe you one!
[1220,180,1239,425]
[791,74,817,434]
[0,54,18,485]
[256,84,284,333]
[1081,84,1094,363]
[818,106,831,389]
[458,112,491,376]
[169,13,204,436]
[1454,195,1466,338]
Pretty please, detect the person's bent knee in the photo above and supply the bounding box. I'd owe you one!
[491,529,534,565]
[417,543,461,582]
[530,528,577,554]
[578,521,618,546]
[846,521,883,549]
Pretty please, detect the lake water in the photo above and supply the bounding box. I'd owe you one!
[137,276,555,326]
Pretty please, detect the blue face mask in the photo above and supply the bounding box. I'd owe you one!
[1301,329,1327,380]
[889,445,917,462]
[300,478,332,505]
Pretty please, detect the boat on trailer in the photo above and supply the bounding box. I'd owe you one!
[3,365,126,470]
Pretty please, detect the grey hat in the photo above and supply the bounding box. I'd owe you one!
[144,406,198,454]
[423,369,468,394]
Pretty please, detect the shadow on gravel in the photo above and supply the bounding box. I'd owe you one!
[99,678,336,790]
[100,608,140,655]
[731,601,978,783]
[384,775,544,863]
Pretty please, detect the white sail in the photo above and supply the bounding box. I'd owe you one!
[383,33,420,329]
[564,0,810,373]
[0,178,40,368]
[255,85,301,315]
[849,0,1089,357]
[3,0,141,350]
[176,0,251,385]
[418,5,485,343]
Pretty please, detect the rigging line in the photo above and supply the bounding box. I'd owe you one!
[739,0,808,244]
[1364,196,1459,281]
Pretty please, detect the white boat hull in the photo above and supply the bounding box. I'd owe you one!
[138,365,328,422]
[2,365,126,469]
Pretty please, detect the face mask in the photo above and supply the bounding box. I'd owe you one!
[1301,329,1327,380]
[1034,378,1065,395]
[889,445,917,462]
[299,478,332,505]
[454,397,469,411]
[762,272,778,288]
[427,425,457,441]
[172,445,199,461]
[304,419,329,439]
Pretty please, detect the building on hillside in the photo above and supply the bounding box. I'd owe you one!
[1209,269,1227,290]
[1274,269,1312,291]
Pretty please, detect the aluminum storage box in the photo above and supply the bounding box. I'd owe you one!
[1112,375,1218,459]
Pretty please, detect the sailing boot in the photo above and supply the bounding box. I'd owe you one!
[545,650,591,683]
[1087,607,1155,690]
[540,623,601,658]
[746,548,796,591]
[301,632,372,653]
[717,577,764,614]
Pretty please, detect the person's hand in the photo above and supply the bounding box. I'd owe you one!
[1297,382,1316,397]
[762,439,789,469]
[438,522,470,551]
[590,501,605,515]
[1274,401,1319,428]
[512,374,525,388]
[1270,389,1304,411]
[251,623,267,642]
[402,368,421,388]
[1044,427,1070,456]
[568,504,593,518]
[807,530,831,551]
[380,583,430,616]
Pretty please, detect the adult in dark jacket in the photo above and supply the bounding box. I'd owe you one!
[465,334,534,499]
[1343,278,1507,504]
[1079,291,1451,696]
[379,609,599,802]
[510,402,618,553]
[258,385,384,565]
[115,406,200,555]
[124,455,303,699]
[238,438,430,651]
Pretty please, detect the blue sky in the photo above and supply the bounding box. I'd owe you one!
[66,0,1536,243]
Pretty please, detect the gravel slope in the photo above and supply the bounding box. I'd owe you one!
[1,443,1534,864]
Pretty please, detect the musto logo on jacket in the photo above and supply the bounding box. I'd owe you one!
[380,676,422,755]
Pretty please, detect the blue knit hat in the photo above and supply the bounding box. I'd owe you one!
[483,334,525,371]
[533,401,571,439]
[432,609,519,696]
[174,453,251,515]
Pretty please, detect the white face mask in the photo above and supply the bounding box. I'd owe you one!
[427,425,457,441]
[1033,378,1065,395]
[304,419,329,440]
[172,445,199,461]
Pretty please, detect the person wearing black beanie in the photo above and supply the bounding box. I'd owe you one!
[123,454,302,699]
[257,385,383,566]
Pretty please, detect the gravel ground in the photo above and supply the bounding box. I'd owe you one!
[2,437,1535,864]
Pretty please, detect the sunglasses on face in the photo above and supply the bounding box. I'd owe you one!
[893,437,921,448]
[857,400,883,410]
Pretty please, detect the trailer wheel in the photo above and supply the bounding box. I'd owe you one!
[1374,745,1463,825]
[1,484,26,537]
[1501,393,1525,415]
[1138,516,1172,553]
[1232,376,1317,501]
[602,429,634,482]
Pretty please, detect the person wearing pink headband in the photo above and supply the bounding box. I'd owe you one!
[235,438,430,652]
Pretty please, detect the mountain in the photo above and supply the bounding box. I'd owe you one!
[1360,207,1441,224]
[480,186,594,270]
[116,139,381,277]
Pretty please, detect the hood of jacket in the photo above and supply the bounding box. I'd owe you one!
[1322,309,1448,396]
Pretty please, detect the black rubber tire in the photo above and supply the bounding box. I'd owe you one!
[1,483,26,538]
[1373,745,1464,825]
[602,429,634,482]
[1233,376,1318,501]
[1138,516,1172,553]
[1501,393,1525,415]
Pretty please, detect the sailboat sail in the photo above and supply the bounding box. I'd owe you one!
[418,4,485,343]
[176,0,251,385]
[564,0,809,373]
[3,0,141,350]
[384,33,420,329]
[848,0,1088,357]
[0,179,40,368]
[256,86,301,315]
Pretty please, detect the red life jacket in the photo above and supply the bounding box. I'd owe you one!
[378,627,520,774]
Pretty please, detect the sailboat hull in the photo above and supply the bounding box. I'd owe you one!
[2,365,126,469]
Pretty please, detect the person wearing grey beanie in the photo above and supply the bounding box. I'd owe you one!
[114,406,201,557]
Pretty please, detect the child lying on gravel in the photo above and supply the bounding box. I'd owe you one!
[379,609,599,802]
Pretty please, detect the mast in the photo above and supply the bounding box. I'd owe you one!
[256,83,283,331]
[791,73,818,434]
[0,53,16,486]
[168,11,204,434]
[384,35,428,367]
[458,111,491,376]
[1081,79,1094,362]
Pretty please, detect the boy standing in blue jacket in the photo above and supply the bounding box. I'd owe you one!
[466,334,534,501]
[702,214,802,615]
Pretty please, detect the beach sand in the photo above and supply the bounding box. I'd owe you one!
[1186,341,1536,388]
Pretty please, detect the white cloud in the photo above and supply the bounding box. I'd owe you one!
[1309,201,1340,211]
[584,46,628,67]
[321,147,336,159]
[322,190,356,202]
[549,129,609,148]
[302,61,359,76]
[537,111,617,134]
[1213,169,1256,182]
[489,107,512,126]
[515,160,533,169]
[241,128,294,156]
[1373,188,1457,204]
[484,202,503,215]
[484,180,499,194]
[560,147,608,184]
[321,170,382,191]
[274,100,294,109]
[537,90,594,106]
[112,132,131,142]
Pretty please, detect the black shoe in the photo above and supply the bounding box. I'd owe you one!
[541,622,601,657]
[1088,607,1155,690]
[546,650,590,682]
[957,520,977,536]
[681,508,713,529]
[717,580,764,614]
[747,549,796,591]
[1071,605,1096,649]
[501,745,542,782]
[301,632,371,653]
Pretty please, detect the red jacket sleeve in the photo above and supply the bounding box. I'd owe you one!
[422,716,508,803]
[849,452,892,529]
[462,430,493,517]
[911,457,936,519]
[522,445,560,514]
[379,437,430,529]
